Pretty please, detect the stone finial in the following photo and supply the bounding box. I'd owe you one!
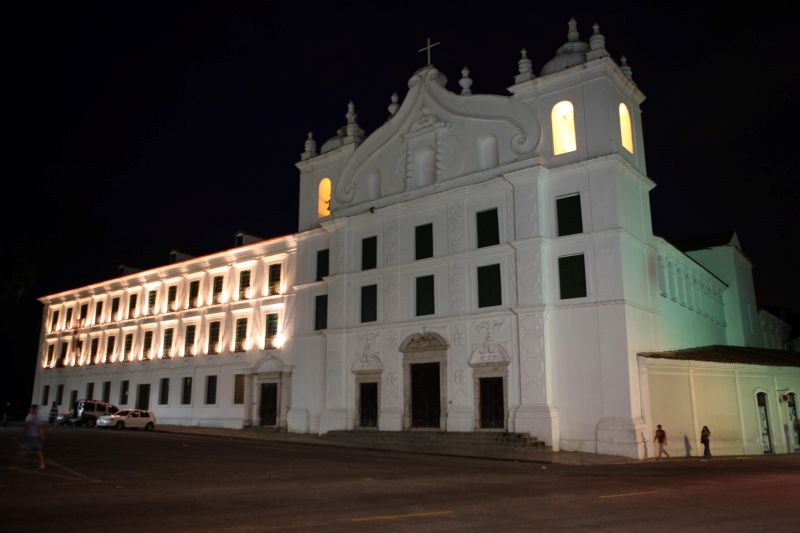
[587,22,609,60]
[567,17,579,42]
[388,93,399,117]
[620,55,633,79]
[459,67,473,95]
[514,48,535,84]
[301,131,317,160]
[344,101,364,144]
[345,101,357,125]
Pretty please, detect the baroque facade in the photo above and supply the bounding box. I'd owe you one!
[33,21,797,458]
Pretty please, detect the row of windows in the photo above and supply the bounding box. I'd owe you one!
[47,264,283,333]
[44,313,280,369]
[41,374,246,408]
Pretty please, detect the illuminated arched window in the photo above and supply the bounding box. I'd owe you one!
[551,101,577,155]
[619,103,634,153]
[317,177,331,218]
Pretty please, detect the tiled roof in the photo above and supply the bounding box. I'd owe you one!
[639,345,800,367]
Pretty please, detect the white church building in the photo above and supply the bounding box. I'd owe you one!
[32,20,798,459]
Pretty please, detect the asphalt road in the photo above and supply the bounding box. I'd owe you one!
[1,426,798,532]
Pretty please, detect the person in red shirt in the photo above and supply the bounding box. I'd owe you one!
[654,424,669,460]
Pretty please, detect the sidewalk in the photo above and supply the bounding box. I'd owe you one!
[156,425,638,465]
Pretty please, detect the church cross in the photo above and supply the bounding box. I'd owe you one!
[418,37,440,66]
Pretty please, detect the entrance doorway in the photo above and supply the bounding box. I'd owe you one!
[359,382,378,428]
[757,392,773,453]
[411,362,440,428]
[788,393,799,451]
[136,384,150,410]
[260,383,278,426]
[479,377,504,429]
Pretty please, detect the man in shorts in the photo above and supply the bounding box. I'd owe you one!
[653,424,669,460]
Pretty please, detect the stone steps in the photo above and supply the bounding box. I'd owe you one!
[323,430,549,451]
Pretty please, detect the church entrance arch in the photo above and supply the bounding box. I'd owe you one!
[399,332,448,430]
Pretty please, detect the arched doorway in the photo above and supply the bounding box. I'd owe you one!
[399,332,448,430]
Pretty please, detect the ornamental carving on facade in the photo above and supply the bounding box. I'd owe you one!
[469,319,509,367]
[353,333,383,374]
[399,331,448,353]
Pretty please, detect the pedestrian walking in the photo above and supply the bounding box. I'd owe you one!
[654,424,670,459]
[12,405,45,470]
[48,401,58,427]
[700,426,711,458]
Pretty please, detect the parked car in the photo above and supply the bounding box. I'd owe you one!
[96,409,156,431]
[68,400,119,428]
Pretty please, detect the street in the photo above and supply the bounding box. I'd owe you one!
[1,426,798,532]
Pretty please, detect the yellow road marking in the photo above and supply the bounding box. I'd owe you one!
[599,490,659,499]
[349,510,455,522]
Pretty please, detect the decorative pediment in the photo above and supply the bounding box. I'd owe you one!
[352,333,384,374]
[399,331,449,353]
[469,320,510,367]
[335,66,542,205]
[254,354,289,373]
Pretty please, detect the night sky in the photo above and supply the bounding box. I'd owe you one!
[3,2,798,410]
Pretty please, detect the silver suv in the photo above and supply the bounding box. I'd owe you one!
[70,400,119,427]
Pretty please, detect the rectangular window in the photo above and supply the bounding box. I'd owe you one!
[181,377,192,405]
[65,308,73,327]
[46,344,55,367]
[147,290,157,314]
[558,254,587,299]
[361,284,378,323]
[314,294,328,331]
[239,270,251,298]
[184,325,196,356]
[265,313,278,347]
[128,294,137,318]
[51,310,60,330]
[70,390,78,410]
[102,381,111,403]
[556,194,583,236]
[316,249,329,281]
[79,304,88,321]
[162,328,174,357]
[188,280,200,308]
[233,374,245,405]
[41,385,50,406]
[58,342,68,367]
[476,208,500,248]
[361,236,377,270]
[205,375,217,405]
[111,297,120,319]
[208,321,221,354]
[268,264,282,295]
[56,384,64,405]
[415,223,434,260]
[167,286,177,310]
[123,333,133,361]
[120,380,129,405]
[416,275,435,316]
[235,318,247,351]
[86,382,94,401]
[142,331,153,359]
[95,301,103,323]
[159,378,169,405]
[212,276,224,302]
[89,338,99,365]
[477,264,502,308]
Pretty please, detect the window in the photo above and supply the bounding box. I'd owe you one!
[181,377,192,405]
[89,338,99,365]
[208,321,221,354]
[476,208,500,248]
[184,325,196,356]
[361,284,378,323]
[556,194,583,236]
[46,344,55,367]
[552,100,577,155]
[268,264,282,295]
[416,275,435,316]
[65,308,73,328]
[205,376,217,405]
[128,294,137,318]
[159,378,169,405]
[619,103,634,154]
[120,381,129,405]
[239,270,251,299]
[361,236,377,270]
[86,382,94,401]
[415,223,434,260]
[188,280,200,308]
[123,334,133,362]
[51,310,60,330]
[162,328,174,357]
[477,264,502,308]
[102,381,111,403]
[167,286,177,310]
[70,390,78,409]
[79,304,88,321]
[142,331,153,359]
[56,384,64,405]
[558,254,587,299]
[111,297,120,320]
[318,177,332,218]
[147,290,157,314]
[58,342,68,367]
[314,295,328,331]
[265,313,278,347]
[41,385,49,406]
[95,301,103,323]
[235,318,248,352]
[316,249,329,281]
[233,374,245,404]
[212,276,224,303]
